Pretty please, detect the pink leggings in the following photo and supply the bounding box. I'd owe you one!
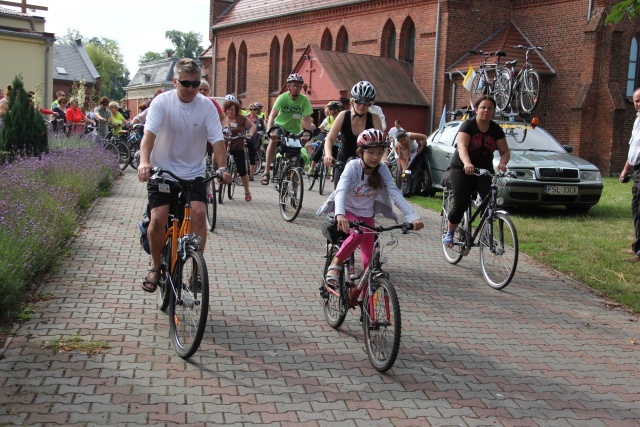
[335,212,376,271]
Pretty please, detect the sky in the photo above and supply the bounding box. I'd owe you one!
[38,0,211,79]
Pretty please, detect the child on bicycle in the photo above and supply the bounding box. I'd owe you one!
[316,129,424,288]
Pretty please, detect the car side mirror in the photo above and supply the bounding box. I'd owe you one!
[563,145,573,153]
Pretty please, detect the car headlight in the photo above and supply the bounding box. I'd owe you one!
[580,170,601,181]
[512,169,535,180]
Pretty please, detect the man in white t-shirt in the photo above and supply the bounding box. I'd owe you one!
[137,58,231,293]
[387,119,403,141]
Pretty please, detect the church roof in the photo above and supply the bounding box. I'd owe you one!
[212,0,370,29]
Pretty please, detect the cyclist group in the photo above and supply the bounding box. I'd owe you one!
[136,58,511,361]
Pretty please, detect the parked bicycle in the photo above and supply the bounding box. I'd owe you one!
[468,50,511,113]
[319,218,416,372]
[271,127,306,222]
[102,126,131,172]
[503,45,545,114]
[152,167,221,359]
[441,168,519,289]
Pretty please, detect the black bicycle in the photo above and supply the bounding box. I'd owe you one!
[441,169,519,289]
[468,50,511,113]
[218,133,243,204]
[271,127,306,222]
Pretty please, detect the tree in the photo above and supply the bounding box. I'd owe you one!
[139,51,165,64]
[164,30,204,59]
[0,75,48,156]
[85,37,130,101]
[56,29,84,46]
[606,0,640,24]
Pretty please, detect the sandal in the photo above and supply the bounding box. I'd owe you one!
[442,231,455,248]
[245,192,252,202]
[261,174,270,185]
[325,265,342,290]
[141,267,160,293]
[249,176,254,181]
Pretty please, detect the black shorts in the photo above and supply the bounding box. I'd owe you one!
[147,178,207,209]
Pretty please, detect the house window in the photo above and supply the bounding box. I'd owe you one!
[282,35,294,86]
[399,17,415,65]
[269,37,281,93]
[227,43,236,95]
[56,66,67,75]
[238,42,247,95]
[381,19,396,58]
[336,26,349,53]
[321,28,332,51]
[628,36,640,97]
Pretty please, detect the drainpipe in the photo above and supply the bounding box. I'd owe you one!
[448,72,456,119]
[44,38,52,109]
[587,0,593,18]
[430,0,441,133]
[212,33,218,95]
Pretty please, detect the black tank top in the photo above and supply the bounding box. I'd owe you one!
[338,110,374,162]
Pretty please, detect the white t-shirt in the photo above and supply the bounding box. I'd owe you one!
[393,138,419,166]
[369,104,386,131]
[388,126,403,140]
[146,91,223,180]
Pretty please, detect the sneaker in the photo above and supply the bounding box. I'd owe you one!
[442,231,455,246]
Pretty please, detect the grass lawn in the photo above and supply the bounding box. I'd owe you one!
[411,177,640,314]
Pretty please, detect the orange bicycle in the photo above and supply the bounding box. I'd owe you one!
[152,167,220,358]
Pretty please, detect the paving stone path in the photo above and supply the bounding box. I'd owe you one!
[1,168,639,426]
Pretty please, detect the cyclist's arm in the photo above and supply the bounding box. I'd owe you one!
[455,132,474,174]
[411,132,428,156]
[266,107,279,132]
[324,111,345,157]
[138,130,156,182]
[245,120,257,138]
[496,137,509,172]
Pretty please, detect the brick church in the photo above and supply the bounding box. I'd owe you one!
[201,0,640,175]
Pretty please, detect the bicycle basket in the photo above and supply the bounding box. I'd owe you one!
[282,136,303,148]
[322,214,347,244]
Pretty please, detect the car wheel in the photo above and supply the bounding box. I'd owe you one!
[566,204,593,214]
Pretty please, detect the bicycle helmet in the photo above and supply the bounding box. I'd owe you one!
[351,81,376,103]
[286,73,304,84]
[327,101,342,111]
[357,129,386,148]
[224,94,237,102]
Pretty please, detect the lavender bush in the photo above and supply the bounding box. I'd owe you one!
[0,135,119,320]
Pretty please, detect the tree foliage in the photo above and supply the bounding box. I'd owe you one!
[0,75,48,156]
[56,29,84,46]
[606,0,640,24]
[138,30,205,65]
[139,51,165,64]
[85,37,130,101]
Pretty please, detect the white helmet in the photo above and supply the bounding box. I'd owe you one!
[351,81,376,103]
[286,73,304,84]
[225,94,237,101]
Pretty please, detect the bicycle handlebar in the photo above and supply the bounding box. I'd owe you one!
[474,168,518,179]
[510,45,546,51]
[348,220,415,234]
[151,167,221,183]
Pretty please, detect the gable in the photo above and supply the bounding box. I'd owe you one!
[53,44,99,84]
[127,59,178,87]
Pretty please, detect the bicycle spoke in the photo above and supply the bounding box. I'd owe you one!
[363,277,401,373]
[479,212,518,289]
[320,246,348,329]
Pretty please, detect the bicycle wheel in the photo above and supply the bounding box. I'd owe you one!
[157,237,172,312]
[493,68,512,113]
[279,167,304,222]
[228,158,237,200]
[114,140,131,172]
[255,150,264,174]
[519,69,541,114]
[320,245,348,328]
[170,247,209,359]
[218,180,226,204]
[205,176,217,232]
[469,72,486,107]
[441,192,465,265]
[362,276,401,373]
[101,141,119,163]
[308,162,319,191]
[479,212,518,289]
[128,142,140,169]
[318,164,327,196]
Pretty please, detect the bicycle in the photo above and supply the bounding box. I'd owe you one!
[504,45,545,114]
[441,168,519,289]
[102,127,131,172]
[204,154,217,232]
[271,127,306,222]
[468,50,511,113]
[319,218,416,372]
[218,133,243,204]
[151,167,220,358]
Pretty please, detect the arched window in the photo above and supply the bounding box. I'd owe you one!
[399,17,415,65]
[628,36,640,97]
[336,26,349,53]
[269,37,281,93]
[321,28,332,51]
[381,19,396,58]
[238,41,247,95]
[227,43,236,95]
[282,35,294,87]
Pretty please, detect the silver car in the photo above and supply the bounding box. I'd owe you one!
[426,120,603,213]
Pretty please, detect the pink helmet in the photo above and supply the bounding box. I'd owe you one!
[357,129,386,148]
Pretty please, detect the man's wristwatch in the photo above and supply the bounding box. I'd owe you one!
[216,167,228,175]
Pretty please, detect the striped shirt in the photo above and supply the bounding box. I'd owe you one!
[629,116,640,166]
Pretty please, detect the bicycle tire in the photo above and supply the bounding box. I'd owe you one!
[114,139,131,172]
[362,276,401,373]
[308,162,319,191]
[519,69,540,114]
[493,68,512,113]
[479,211,518,290]
[255,150,264,174]
[441,192,465,264]
[170,247,209,359]
[101,141,119,162]
[205,175,217,232]
[279,167,304,222]
[157,236,172,312]
[128,142,140,169]
[318,164,327,196]
[321,245,348,328]
[469,72,486,107]
[228,158,237,200]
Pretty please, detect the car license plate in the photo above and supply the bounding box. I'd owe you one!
[544,185,578,195]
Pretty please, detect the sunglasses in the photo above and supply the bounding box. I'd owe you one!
[177,79,201,88]
[249,108,257,111]
[354,100,372,106]
[60,102,67,105]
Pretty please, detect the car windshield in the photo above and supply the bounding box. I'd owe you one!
[499,123,565,152]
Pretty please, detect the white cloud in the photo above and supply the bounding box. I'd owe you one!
[39,0,210,79]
